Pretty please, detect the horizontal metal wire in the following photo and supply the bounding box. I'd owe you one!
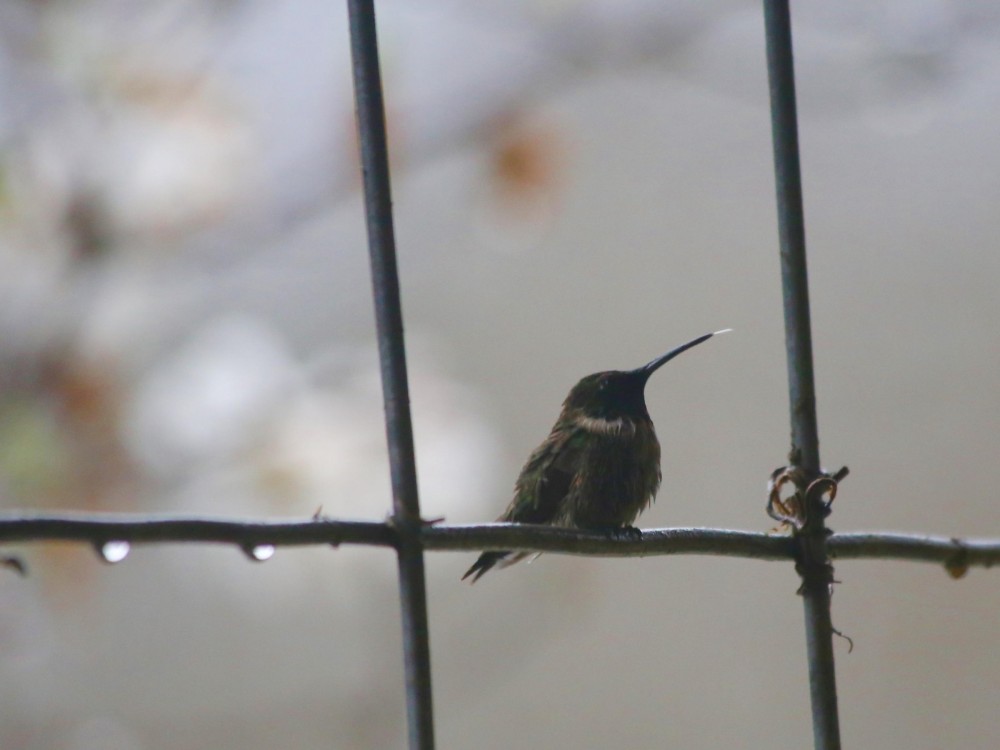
[0,514,996,570]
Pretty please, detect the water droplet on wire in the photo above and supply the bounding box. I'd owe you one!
[243,544,275,562]
[98,541,131,564]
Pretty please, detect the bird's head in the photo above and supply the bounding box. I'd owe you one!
[561,330,730,421]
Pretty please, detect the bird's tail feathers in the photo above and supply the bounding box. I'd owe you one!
[462,550,532,582]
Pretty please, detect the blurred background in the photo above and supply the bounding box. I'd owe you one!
[0,0,998,747]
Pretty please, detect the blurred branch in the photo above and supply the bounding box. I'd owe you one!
[1,514,999,571]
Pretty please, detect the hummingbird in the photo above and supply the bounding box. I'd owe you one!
[463,329,729,582]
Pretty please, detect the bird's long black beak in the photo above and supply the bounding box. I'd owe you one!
[635,329,731,381]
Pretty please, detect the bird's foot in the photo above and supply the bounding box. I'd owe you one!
[600,525,642,542]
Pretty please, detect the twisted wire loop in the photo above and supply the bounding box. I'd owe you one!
[766,465,849,592]
[766,465,848,530]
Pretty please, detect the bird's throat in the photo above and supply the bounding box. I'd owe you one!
[576,414,638,437]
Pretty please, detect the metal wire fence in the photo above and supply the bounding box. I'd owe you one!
[2,2,1000,749]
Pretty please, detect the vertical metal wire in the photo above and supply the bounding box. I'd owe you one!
[346,1,436,748]
[761,1,841,749]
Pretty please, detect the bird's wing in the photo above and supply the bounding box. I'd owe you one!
[502,428,584,524]
[465,429,585,582]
